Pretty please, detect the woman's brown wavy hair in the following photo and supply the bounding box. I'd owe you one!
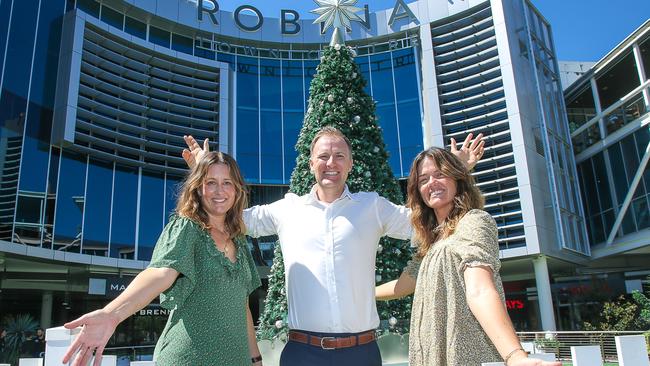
[176,151,248,238]
[406,147,484,259]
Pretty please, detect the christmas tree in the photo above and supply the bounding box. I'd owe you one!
[257,29,412,340]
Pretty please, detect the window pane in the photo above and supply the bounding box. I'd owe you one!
[149,26,170,48]
[592,153,612,212]
[138,170,164,261]
[111,164,137,259]
[125,16,146,39]
[171,33,193,55]
[53,151,86,252]
[260,58,282,183]
[165,174,183,225]
[82,159,112,256]
[101,5,123,30]
[77,0,100,17]
[236,57,259,182]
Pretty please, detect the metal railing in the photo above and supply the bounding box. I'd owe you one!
[517,330,650,361]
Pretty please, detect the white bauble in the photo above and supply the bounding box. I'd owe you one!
[346,97,354,104]
[388,317,398,327]
[354,115,361,122]
[275,320,284,329]
[327,94,334,102]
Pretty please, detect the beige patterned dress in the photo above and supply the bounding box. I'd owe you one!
[405,209,504,366]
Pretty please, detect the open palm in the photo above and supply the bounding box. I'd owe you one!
[62,309,120,366]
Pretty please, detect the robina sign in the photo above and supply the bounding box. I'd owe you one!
[197,0,418,35]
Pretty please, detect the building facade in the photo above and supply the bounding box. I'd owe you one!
[564,20,650,329]
[0,0,642,345]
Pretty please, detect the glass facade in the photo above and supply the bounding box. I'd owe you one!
[0,0,424,258]
[568,29,650,247]
[523,3,588,253]
[6,0,641,334]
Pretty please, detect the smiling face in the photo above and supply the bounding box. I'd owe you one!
[200,163,236,219]
[417,156,458,221]
[309,134,353,200]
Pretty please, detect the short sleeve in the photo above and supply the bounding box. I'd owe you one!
[454,210,500,275]
[148,216,198,310]
[236,236,262,295]
[403,255,422,280]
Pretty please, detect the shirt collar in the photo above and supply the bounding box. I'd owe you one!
[304,185,356,204]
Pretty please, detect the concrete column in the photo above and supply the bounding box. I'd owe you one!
[40,291,53,329]
[532,256,557,331]
[417,23,444,149]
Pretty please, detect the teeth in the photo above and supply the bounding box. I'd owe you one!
[324,172,338,176]
[213,198,226,203]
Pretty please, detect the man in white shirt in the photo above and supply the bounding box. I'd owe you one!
[183,127,483,366]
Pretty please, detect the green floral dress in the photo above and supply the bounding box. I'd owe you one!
[148,216,261,366]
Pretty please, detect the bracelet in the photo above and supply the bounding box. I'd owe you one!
[251,355,263,364]
[504,347,525,365]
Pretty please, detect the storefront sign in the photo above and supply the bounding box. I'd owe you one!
[506,299,525,310]
[196,0,419,35]
[106,277,134,298]
[137,308,171,316]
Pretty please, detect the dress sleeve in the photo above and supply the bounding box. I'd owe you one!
[454,210,501,275]
[148,216,198,310]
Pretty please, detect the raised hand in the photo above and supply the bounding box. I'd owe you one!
[62,309,120,366]
[450,132,485,170]
[182,135,210,169]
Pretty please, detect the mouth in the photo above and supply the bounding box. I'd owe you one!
[429,190,445,198]
[323,171,339,177]
[212,198,227,203]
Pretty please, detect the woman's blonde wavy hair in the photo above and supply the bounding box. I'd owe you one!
[406,147,484,259]
[176,151,247,238]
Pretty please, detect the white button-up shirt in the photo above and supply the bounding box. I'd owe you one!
[244,185,411,333]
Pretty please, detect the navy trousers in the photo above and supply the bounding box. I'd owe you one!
[280,330,382,366]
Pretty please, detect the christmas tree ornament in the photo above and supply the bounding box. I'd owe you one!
[275,320,284,329]
[257,18,412,339]
[334,43,341,51]
[375,274,382,282]
[389,317,398,327]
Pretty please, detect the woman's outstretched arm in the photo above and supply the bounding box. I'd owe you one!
[62,267,179,366]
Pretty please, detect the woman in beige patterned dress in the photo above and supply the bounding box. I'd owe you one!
[376,148,560,366]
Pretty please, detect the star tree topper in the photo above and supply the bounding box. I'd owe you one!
[311,0,364,44]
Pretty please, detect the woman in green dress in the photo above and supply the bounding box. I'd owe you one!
[376,148,560,366]
[62,152,263,366]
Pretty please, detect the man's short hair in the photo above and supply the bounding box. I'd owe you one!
[309,126,353,155]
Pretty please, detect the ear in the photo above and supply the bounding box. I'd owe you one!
[309,157,314,173]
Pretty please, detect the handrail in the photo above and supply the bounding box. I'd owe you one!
[570,79,650,138]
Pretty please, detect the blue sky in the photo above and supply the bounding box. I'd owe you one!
[218,0,650,62]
